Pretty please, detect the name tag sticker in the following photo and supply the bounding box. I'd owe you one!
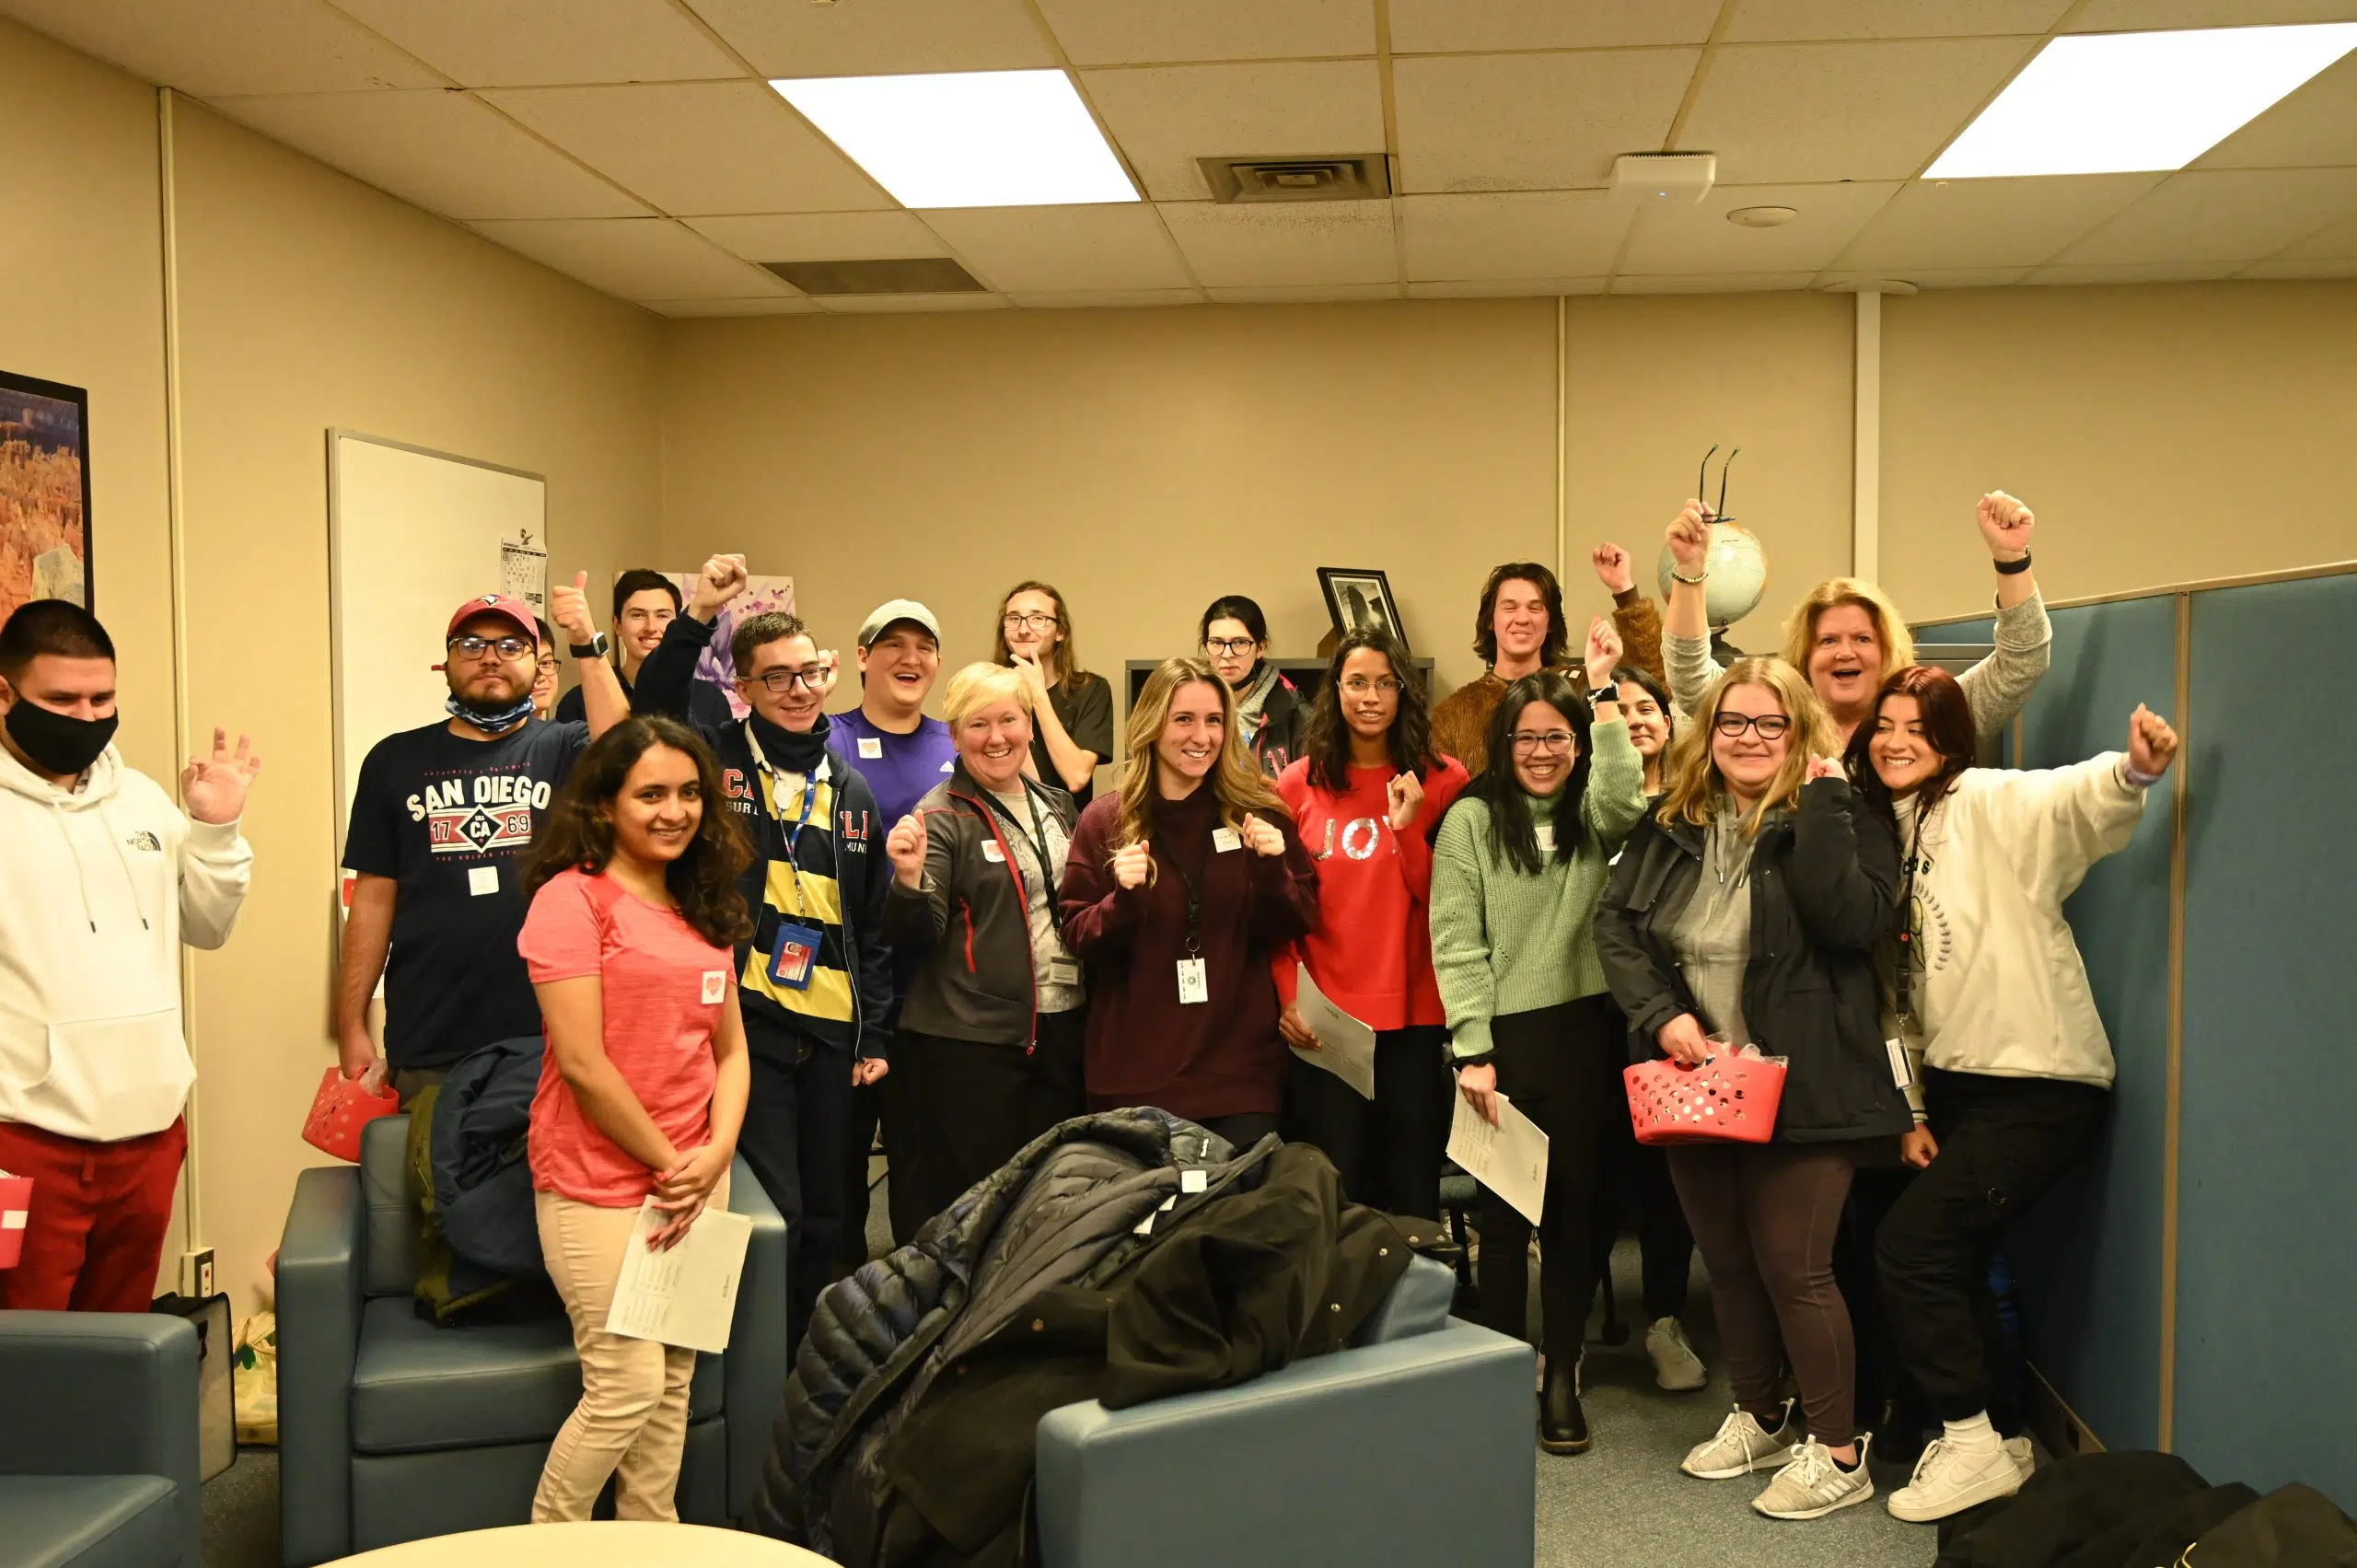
[1176,957,1210,1005]
[468,865,499,897]
[1048,956,1081,987]
[982,840,1006,863]
[1534,824,1557,854]
[1181,1167,1208,1194]
[702,970,727,1005]
[856,737,884,760]
[767,920,825,991]
[1211,828,1241,854]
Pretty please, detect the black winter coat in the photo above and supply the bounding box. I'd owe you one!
[1595,776,1912,1145]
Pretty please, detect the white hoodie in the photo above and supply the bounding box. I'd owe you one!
[0,741,251,1141]
[1895,755,2150,1088]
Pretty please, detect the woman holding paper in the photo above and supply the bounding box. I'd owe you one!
[517,714,754,1524]
[1271,627,1469,1220]
[1428,638,1648,1456]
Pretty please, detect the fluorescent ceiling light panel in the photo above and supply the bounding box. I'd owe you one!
[772,69,1137,208]
[1925,23,2357,179]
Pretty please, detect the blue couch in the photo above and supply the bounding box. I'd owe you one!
[1036,1255,1536,1568]
[274,1115,786,1565]
[0,1310,202,1568]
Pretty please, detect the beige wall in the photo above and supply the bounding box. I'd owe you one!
[1882,282,2357,621]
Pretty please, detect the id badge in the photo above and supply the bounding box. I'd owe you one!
[1176,957,1209,1005]
[1885,1037,1917,1091]
[1048,956,1082,987]
[767,919,826,992]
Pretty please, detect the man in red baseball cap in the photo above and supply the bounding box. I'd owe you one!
[333,578,625,1101]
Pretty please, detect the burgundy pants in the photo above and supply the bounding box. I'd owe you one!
[0,1118,186,1311]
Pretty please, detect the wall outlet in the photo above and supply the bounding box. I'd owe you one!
[179,1248,216,1298]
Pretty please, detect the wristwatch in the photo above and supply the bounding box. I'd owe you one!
[568,632,610,659]
[1590,682,1621,706]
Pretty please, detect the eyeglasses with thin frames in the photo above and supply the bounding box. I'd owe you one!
[1340,677,1402,697]
[1712,712,1792,739]
[1002,611,1060,632]
[1510,729,1575,755]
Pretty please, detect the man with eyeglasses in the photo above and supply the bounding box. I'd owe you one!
[336,585,626,1102]
[634,555,893,1347]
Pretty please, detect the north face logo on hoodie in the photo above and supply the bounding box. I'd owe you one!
[125,830,162,853]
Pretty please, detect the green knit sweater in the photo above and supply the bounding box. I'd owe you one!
[1430,719,1649,1060]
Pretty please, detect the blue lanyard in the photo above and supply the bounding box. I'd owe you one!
[746,725,826,912]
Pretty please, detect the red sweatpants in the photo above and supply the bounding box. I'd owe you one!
[0,1118,186,1312]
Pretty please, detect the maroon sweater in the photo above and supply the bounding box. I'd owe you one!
[1059,784,1320,1121]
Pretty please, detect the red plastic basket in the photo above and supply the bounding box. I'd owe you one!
[302,1065,400,1163]
[0,1172,30,1269]
[1623,1054,1786,1146]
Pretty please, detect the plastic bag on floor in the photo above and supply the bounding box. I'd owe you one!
[234,1312,277,1446]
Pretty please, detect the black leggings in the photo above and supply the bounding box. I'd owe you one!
[1286,1024,1453,1220]
[1477,996,1628,1361]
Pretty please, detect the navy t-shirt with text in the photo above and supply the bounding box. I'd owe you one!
[342,717,590,1071]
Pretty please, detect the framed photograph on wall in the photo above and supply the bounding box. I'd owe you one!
[0,369,93,621]
[1317,566,1405,652]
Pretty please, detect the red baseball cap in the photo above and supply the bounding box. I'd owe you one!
[447,593,540,649]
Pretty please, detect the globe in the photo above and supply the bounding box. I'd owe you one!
[1655,521,1768,631]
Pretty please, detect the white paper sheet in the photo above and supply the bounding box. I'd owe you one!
[1288,963,1377,1099]
[603,1200,754,1353]
[1448,1090,1550,1225]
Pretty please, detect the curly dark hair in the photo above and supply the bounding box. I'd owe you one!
[522,715,754,949]
[1303,627,1435,793]
[1467,669,1595,875]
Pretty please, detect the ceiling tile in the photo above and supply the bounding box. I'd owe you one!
[1829,173,2164,270]
[1388,0,1720,52]
[0,0,439,94]
[1393,50,1699,193]
[1205,284,1401,303]
[209,90,647,221]
[1406,278,1608,297]
[2021,261,2246,284]
[2279,211,2357,258]
[2238,256,2357,278]
[1817,266,2033,287]
[1035,0,1375,66]
[1082,61,1384,202]
[1620,180,1903,273]
[1724,1,2069,41]
[1676,38,2039,183]
[686,212,946,263]
[470,216,789,298]
[2194,52,2357,170]
[921,204,1194,291]
[483,81,890,215]
[327,0,739,87]
[1157,201,1398,287]
[2068,0,2357,29]
[679,0,1051,75]
[813,293,1014,312]
[1399,192,1633,280]
[1005,288,1208,308]
[2054,168,2357,262]
[1610,273,1820,293]
[644,296,823,318]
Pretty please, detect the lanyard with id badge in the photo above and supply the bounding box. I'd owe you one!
[983,786,1085,991]
[1169,830,1234,1005]
[749,726,829,993]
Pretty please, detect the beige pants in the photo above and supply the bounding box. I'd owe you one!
[529,1173,727,1523]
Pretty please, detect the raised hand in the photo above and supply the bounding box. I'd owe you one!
[886,812,927,889]
[1804,754,1845,784]
[1238,812,1286,857]
[1386,771,1425,832]
[2127,703,2180,778]
[689,552,749,621]
[1591,540,1636,597]
[1977,491,2034,561]
[1666,501,1713,575]
[550,569,597,645]
[1584,615,1623,689]
[1112,839,1154,890]
[182,728,261,825]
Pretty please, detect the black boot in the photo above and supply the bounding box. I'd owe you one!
[1540,1353,1592,1455]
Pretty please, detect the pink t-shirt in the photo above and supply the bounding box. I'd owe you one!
[519,868,730,1205]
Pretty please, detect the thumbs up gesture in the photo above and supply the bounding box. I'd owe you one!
[1239,812,1286,858]
[551,570,597,645]
[1113,839,1155,890]
[886,812,928,889]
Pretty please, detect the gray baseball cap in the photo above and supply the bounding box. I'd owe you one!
[858,598,942,647]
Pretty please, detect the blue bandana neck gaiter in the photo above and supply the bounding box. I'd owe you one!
[447,693,536,735]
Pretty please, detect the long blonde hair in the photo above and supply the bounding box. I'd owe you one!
[1117,657,1287,854]
[1657,657,1840,837]
[1780,578,1917,677]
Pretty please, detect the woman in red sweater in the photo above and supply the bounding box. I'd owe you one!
[1272,628,1469,1220]
[1058,656,1319,1148]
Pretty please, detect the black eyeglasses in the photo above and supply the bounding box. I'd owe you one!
[1712,712,1792,739]
[1001,611,1059,631]
[744,662,835,694]
[1203,636,1258,656]
[1698,443,1741,526]
[447,634,533,662]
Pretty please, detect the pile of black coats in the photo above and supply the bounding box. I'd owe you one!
[752,1107,1437,1568]
[1936,1449,2355,1567]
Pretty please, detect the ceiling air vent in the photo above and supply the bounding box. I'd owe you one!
[761,257,985,296]
[1200,155,1392,203]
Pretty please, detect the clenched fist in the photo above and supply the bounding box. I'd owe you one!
[886,812,927,889]
[1112,839,1155,890]
[1238,812,1286,858]
[1977,492,2034,562]
[2127,703,2179,779]
[1386,771,1425,832]
[1804,755,1845,784]
[688,552,749,621]
[1591,541,1635,597]
[1666,501,1713,575]
[1584,615,1623,691]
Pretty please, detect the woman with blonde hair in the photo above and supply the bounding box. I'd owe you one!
[881,662,1086,1228]
[1059,657,1319,1148]
[1661,494,2051,744]
[1596,658,1910,1520]
[993,580,1115,807]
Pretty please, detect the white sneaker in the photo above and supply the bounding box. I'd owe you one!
[1887,1433,2026,1522]
[1753,1435,1876,1520]
[2004,1434,2035,1478]
[1646,1317,1708,1391]
[1681,1400,1798,1479]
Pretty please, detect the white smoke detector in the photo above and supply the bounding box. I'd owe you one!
[1611,152,1716,204]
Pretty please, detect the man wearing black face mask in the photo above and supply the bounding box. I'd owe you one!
[336,584,625,1101]
[0,599,258,1312]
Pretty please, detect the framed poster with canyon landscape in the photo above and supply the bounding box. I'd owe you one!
[0,369,93,621]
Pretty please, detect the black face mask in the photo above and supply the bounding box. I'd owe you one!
[5,691,119,777]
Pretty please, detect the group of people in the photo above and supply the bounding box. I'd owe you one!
[0,481,2178,1533]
